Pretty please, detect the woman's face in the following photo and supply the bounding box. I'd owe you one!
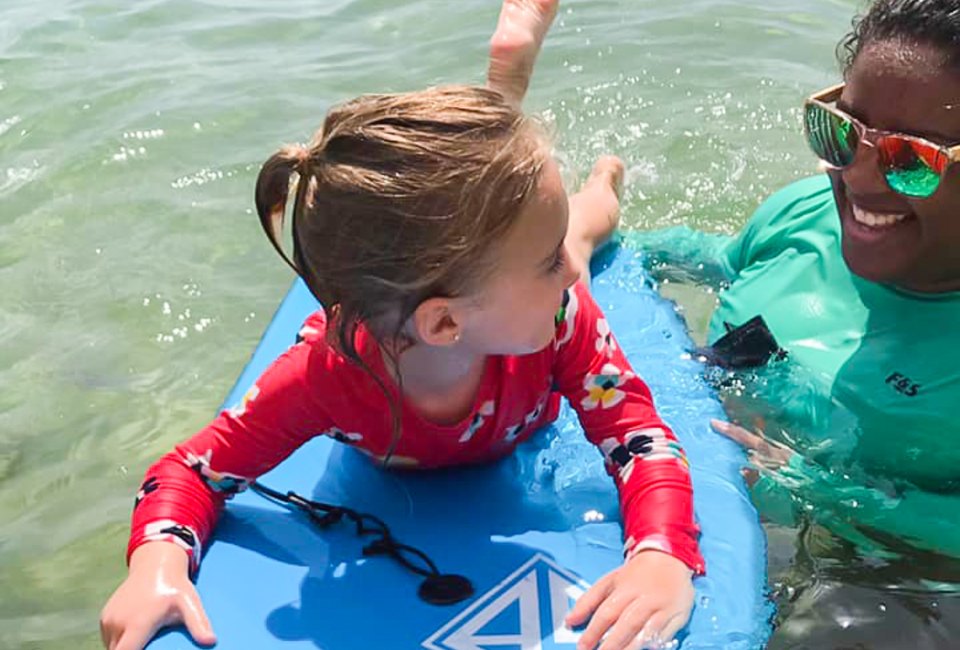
[830,40,960,292]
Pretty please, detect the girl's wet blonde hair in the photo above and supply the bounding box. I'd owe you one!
[254,84,549,457]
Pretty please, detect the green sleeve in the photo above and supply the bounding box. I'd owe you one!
[720,174,836,277]
[622,226,733,287]
[623,176,833,287]
[757,455,960,558]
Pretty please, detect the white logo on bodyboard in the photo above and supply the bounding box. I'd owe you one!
[422,553,589,650]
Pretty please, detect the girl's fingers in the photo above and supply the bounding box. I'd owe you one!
[597,600,655,650]
[577,598,626,650]
[657,611,689,647]
[636,610,674,650]
[179,591,217,646]
[566,573,613,627]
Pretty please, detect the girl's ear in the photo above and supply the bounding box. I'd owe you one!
[411,297,462,346]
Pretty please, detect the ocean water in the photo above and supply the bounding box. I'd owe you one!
[5,0,953,648]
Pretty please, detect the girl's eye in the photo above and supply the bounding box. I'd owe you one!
[547,249,566,274]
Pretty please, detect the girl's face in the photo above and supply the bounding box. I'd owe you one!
[830,40,960,292]
[459,156,579,355]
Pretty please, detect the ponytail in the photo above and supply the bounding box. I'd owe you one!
[254,145,308,275]
[252,141,405,465]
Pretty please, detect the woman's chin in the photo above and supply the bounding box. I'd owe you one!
[841,246,896,283]
[838,201,921,284]
[840,234,912,284]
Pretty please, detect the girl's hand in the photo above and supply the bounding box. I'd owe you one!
[565,550,695,650]
[100,542,216,650]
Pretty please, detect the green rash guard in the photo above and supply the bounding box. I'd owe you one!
[627,175,960,557]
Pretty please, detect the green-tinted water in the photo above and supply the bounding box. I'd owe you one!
[7,1,950,648]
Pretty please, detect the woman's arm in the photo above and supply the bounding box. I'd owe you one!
[714,419,960,558]
[774,456,960,558]
[622,226,734,289]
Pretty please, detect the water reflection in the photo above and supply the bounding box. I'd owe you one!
[767,520,960,649]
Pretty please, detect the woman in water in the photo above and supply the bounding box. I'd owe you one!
[627,0,960,644]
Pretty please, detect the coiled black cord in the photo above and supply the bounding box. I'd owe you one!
[250,481,474,605]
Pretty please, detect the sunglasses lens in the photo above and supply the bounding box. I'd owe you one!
[877,136,947,198]
[804,102,858,168]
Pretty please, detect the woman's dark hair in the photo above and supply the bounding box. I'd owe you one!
[839,0,960,71]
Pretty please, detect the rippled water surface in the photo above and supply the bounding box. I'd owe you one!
[8,1,955,648]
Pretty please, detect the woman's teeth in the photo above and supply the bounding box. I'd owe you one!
[852,204,910,228]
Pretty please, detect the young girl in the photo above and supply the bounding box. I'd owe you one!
[100,3,702,650]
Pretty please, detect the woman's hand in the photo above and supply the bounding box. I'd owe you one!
[565,550,695,650]
[711,419,793,479]
[100,542,216,650]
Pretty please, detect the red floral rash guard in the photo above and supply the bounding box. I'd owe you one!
[129,282,705,575]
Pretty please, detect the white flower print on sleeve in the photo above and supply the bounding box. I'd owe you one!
[226,384,260,419]
[580,363,635,410]
[597,428,690,483]
[524,396,547,427]
[325,427,364,445]
[134,476,159,508]
[142,519,203,570]
[459,400,496,443]
[297,323,321,341]
[183,449,251,495]
[502,394,549,445]
[595,317,617,357]
[503,422,524,445]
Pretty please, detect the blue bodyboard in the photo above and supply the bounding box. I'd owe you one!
[149,245,771,649]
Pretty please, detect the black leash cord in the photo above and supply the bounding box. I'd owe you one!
[249,481,473,605]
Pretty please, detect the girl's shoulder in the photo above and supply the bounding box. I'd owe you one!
[287,310,352,378]
[293,310,387,381]
[296,310,330,345]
